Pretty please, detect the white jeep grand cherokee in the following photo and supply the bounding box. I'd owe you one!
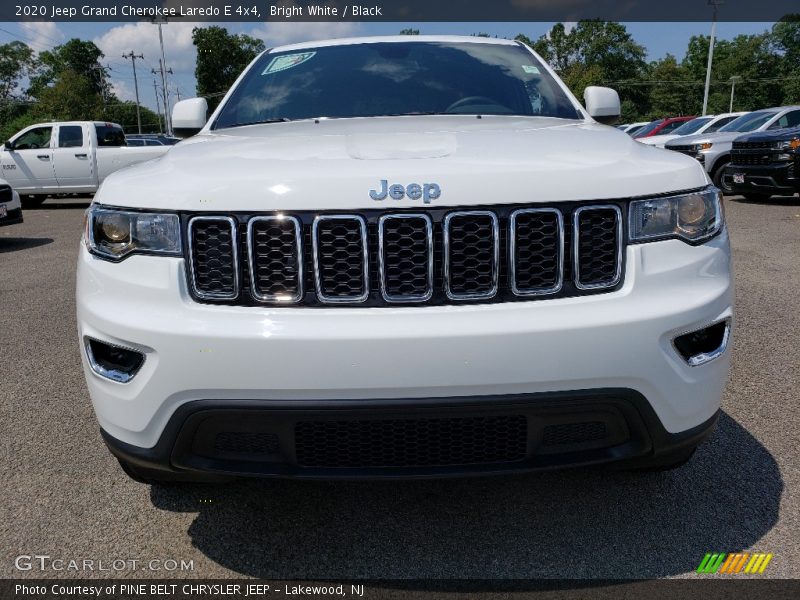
[77,36,732,483]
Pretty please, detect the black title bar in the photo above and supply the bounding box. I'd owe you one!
[5,0,800,23]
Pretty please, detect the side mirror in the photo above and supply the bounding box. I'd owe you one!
[4,140,15,151]
[172,98,209,138]
[584,86,621,125]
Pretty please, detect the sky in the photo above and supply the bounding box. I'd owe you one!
[0,20,776,115]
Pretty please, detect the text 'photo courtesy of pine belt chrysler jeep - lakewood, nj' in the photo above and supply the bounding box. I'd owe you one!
[76,36,733,483]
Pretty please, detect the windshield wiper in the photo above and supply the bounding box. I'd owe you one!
[228,118,293,128]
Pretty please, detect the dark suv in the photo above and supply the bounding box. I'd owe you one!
[725,127,800,200]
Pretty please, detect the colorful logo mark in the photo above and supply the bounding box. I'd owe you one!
[697,552,773,574]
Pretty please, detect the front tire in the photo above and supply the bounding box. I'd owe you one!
[712,162,733,195]
[21,195,46,208]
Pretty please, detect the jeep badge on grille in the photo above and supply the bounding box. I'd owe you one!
[369,180,441,204]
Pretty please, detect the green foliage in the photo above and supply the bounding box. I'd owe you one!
[31,70,104,121]
[193,26,265,111]
[28,39,110,100]
[104,102,163,134]
[0,41,34,100]
[0,108,39,142]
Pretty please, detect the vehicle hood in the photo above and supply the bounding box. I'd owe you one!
[667,130,754,147]
[637,134,681,146]
[732,126,800,143]
[97,116,709,212]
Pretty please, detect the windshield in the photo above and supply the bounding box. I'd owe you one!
[213,41,582,129]
[671,117,712,136]
[632,120,663,137]
[719,111,776,133]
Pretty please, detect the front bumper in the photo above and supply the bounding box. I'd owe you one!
[0,191,23,227]
[78,231,733,476]
[723,161,799,195]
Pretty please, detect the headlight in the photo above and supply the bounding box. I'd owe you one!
[692,142,713,152]
[85,205,182,260]
[774,138,800,151]
[629,187,723,244]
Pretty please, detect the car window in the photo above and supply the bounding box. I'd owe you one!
[58,125,84,148]
[126,139,143,146]
[719,111,776,133]
[214,41,582,129]
[145,140,163,146]
[632,120,663,137]
[95,124,126,147]
[659,120,688,135]
[704,116,737,133]
[13,126,52,150]
[671,117,712,136]
[768,110,800,130]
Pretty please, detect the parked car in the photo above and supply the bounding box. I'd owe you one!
[126,137,165,147]
[78,35,731,483]
[634,116,696,139]
[623,122,649,136]
[665,106,800,194]
[637,112,747,148]
[724,126,800,200]
[126,134,181,146]
[0,179,22,227]
[0,121,170,207]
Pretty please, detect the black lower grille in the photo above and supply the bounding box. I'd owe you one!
[542,422,607,446]
[184,202,625,307]
[295,415,528,468]
[213,432,280,455]
[0,185,12,203]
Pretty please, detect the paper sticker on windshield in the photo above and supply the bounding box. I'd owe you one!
[522,65,540,74]
[262,52,316,75]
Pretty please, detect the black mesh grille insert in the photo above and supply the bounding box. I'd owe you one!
[542,422,607,446]
[379,215,432,301]
[445,212,498,298]
[295,415,528,468]
[511,209,562,294]
[314,217,367,301]
[0,185,12,203]
[733,141,771,150]
[213,432,280,455]
[249,217,302,301]
[189,217,237,298]
[730,152,774,166]
[575,207,621,289]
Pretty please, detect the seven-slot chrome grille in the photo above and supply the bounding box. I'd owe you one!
[185,204,624,307]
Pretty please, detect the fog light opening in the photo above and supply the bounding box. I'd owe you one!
[84,337,145,383]
[673,319,731,367]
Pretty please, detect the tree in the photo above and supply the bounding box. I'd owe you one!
[519,21,648,117]
[105,102,163,134]
[193,26,265,111]
[31,70,104,121]
[646,54,694,117]
[770,16,800,103]
[0,41,34,101]
[28,39,110,100]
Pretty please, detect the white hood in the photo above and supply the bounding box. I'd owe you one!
[96,116,709,212]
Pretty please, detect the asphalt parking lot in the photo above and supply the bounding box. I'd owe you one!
[1,195,799,580]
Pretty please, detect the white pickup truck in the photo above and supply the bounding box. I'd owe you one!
[0,121,170,206]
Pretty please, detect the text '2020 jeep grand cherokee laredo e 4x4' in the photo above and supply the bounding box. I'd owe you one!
[76,36,733,483]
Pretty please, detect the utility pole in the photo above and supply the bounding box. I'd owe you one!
[152,78,163,133]
[151,17,173,135]
[151,59,174,136]
[728,76,742,112]
[121,51,144,134]
[702,0,724,116]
